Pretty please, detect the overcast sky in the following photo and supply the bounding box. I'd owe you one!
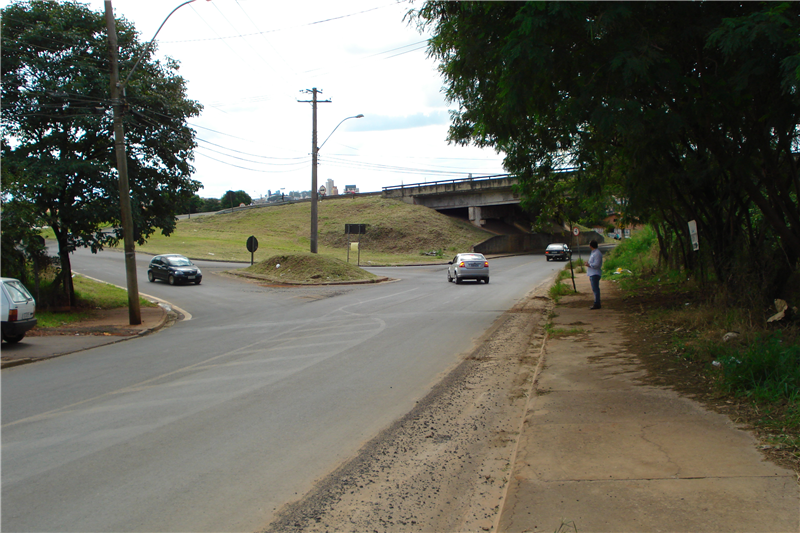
[40,0,507,199]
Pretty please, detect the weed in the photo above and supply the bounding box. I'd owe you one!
[548,281,575,303]
[544,322,584,337]
[716,331,800,403]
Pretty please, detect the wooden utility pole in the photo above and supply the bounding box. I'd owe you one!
[104,0,141,325]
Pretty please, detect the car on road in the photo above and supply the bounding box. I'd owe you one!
[545,243,571,261]
[1,277,37,344]
[447,253,490,284]
[147,254,202,285]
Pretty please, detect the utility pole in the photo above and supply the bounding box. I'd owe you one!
[104,1,141,325]
[299,88,330,253]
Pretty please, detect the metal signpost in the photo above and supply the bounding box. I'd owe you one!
[345,224,366,265]
[246,235,258,265]
[570,226,580,292]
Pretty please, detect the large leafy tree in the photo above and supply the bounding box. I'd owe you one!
[412,1,800,301]
[1,0,202,305]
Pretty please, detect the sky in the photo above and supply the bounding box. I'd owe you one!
[49,0,508,200]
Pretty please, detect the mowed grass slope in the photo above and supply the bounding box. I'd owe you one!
[137,196,494,264]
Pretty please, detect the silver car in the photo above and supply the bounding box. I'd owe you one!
[447,253,490,284]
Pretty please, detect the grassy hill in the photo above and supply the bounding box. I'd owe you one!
[137,196,494,264]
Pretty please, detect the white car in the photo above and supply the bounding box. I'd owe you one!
[1,277,37,344]
[447,253,490,284]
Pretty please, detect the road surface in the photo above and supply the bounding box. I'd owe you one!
[2,248,563,532]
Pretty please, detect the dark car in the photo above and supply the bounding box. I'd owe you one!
[545,243,571,261]
[147,254,202,285]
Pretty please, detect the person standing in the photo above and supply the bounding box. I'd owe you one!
[587,240,603,309]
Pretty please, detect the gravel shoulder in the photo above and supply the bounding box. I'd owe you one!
[262,285,553,533]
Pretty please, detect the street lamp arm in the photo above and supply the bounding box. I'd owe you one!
[318,114,364,152]
[121,0,199,88]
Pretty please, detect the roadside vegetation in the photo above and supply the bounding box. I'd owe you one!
[30,271,155,329]
[233,253,379,285]
[133,196,493,265]
[603,228,800,469]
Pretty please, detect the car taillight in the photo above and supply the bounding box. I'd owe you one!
[484,261,489,267]
[8,308,17,322]
[459,261,465,267]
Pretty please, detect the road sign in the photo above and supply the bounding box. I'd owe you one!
[573,227,580,236]
[688,220,699,251]
[246,235,258,265]
[345,224,366,235]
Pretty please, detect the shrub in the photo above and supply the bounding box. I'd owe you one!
[717,331,800,402]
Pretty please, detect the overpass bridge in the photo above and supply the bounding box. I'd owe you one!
[381,175,531,232]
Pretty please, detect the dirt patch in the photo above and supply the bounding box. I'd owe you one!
[27,306,167,337]
[262,286,552,533]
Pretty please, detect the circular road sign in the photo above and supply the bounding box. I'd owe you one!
[572,227,580,236]
[246,235,259,253]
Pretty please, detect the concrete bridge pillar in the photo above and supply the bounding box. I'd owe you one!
[469,206,484,227]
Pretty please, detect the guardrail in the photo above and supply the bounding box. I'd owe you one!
[381,174,512,192]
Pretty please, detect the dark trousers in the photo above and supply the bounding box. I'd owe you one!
[589,275,601,306]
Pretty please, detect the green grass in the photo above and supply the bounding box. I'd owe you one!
[602,225,658,279]
[544,322,584,337]
[130,197,493,264]
[549,264,579,303]
[35,275,156,328]
[236,253,378,284]
[714,331,800,403]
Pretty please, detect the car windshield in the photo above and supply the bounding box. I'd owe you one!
[166,257,193,267]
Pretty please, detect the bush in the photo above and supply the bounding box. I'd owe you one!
[717,331,800,402]
[603,226,659,277]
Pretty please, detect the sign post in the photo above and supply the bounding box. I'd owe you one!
[570,226,580,292]
[246,235,258,265]
[345,224,366,265]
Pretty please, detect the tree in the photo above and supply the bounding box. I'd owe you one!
[1,0,202,306]
[221,190,252,209]
[202,197,222,212]
[412,1,800,302]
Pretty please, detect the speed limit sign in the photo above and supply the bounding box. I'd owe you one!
[573,227,580,236]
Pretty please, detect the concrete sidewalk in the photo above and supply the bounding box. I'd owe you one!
[499,275,799,532]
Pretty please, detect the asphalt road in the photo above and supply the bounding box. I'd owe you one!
[2,248,564,532]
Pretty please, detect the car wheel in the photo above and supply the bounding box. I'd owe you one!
[484,277,490,284]
[2,333,25,344]
[546,257,551,261]
[455,276,462,284]
[447,271,452,282]
[168,274,176,286]
[194,279,201,285]
[147,271,155,282]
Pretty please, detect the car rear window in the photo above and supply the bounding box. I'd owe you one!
[3,281,33,303]
[461,254,485,261]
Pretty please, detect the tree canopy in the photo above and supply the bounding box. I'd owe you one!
[412,1,800,302]
[1,0,202,304]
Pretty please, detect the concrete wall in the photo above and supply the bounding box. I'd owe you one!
[474,231,605,254]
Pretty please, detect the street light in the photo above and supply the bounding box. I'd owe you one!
[310,113,364,253]
[104,0,204,325]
